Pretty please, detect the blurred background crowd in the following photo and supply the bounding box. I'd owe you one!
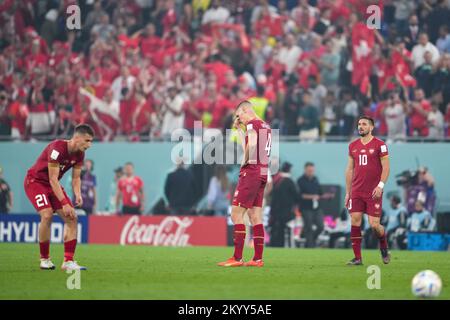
[0,0,450,142]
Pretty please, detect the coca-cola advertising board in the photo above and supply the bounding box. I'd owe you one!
[89,215,227,246]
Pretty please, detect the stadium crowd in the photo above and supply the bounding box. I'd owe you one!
[0,0,450,142]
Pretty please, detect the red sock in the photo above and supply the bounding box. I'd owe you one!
[64,239,77,262]
[39,241,50,259]
[252,224,265,261]
[233,224,246,261]
[378,229,388,250]
[350,226,362,260]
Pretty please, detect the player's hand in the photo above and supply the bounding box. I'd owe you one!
[233,116,241,129]
[74,194,83,207]
[344,193,350,208]
[62,204,75,220]
[372,186,383,199]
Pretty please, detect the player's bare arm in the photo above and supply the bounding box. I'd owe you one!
[344,156,354,208]
[372,155,390,199]
[48,163,75,219]
[72,165,83,208]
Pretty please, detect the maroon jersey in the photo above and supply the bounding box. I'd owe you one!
[117,176,144,207]
[349,137,388,197]
[27,140,85,186]
[243,118,272,171]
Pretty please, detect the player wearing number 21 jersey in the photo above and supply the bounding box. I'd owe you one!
[218,100,272,268]
[345,116,390,266]
[24,124,94,271]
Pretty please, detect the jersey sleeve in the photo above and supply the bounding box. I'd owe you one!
[75,152,85,168]
[379,141,389,158]
[47,141,64,164]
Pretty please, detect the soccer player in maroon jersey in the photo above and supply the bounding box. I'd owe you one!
[218,100,272,267]
[24,124,94,270]
[345,116,391,265]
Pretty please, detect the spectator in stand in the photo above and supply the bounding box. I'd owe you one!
[414,51,435,98]
[436,25,450,54]
[341,90,359,137]
[164,158,196,216]
[321,90,339,136]
[394,0,417,35]
[409,88,432,137]
[116,162,145,215]
[202,0,230,25]
[206,165,230,216]
[402,14,421,51]
[432,54,450,108]
[91,13,116,42]
[425,0,450,44]
[411,33,440,70]
[161,84,185,139]
[0,88,11,136]
[319,39,341,90]
[297,91,319,141]
[277,33,302,75]
[427,102,445,139]
[308,74,327,113]
[0,166,13,214]
[445,102,450,137]
[384,92,408,143]
[8,89,29,140]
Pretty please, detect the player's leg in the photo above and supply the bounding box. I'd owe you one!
[245,206,264,266]
[38,208,56,270]
[51,188,86,270]
[368,215,391,264]
[348,197,365,265]
[56,209,87,270]
[217,205,247,267]
[24,178,56,270]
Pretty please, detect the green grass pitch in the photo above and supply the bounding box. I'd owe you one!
[0,243,449,300]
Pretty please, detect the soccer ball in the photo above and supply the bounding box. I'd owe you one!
[411,270,442,298]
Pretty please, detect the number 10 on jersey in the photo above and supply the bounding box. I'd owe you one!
[359,154,367,166]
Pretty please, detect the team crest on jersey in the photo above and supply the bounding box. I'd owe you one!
[375,203,380,209]
[361,149,366,153]
[71,160,76,164]
[369,149,375,154]
[352,149,357,153]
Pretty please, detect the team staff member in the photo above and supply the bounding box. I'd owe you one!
[116,162,145,215]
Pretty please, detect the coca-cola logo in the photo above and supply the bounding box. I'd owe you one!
[119,216,193,246]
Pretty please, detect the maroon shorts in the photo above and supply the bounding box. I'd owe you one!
[348,195,383,217]
[232,169,267,209]
[24,175,73,212]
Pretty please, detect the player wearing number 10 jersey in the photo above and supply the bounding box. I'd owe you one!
[218,100,272,267]
[24,124,94,271]
[345,116,391,266]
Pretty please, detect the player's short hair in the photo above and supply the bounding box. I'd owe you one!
[124,162,134,167]
[391,195,401,205]
[304,162,314,168]
[74,124,95,137]
[358,116,374,126]
[236,100,252,111]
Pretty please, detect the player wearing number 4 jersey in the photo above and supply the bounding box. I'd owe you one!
[218,100,272,267]
[345,116,391,266]
[24,124,94,271]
